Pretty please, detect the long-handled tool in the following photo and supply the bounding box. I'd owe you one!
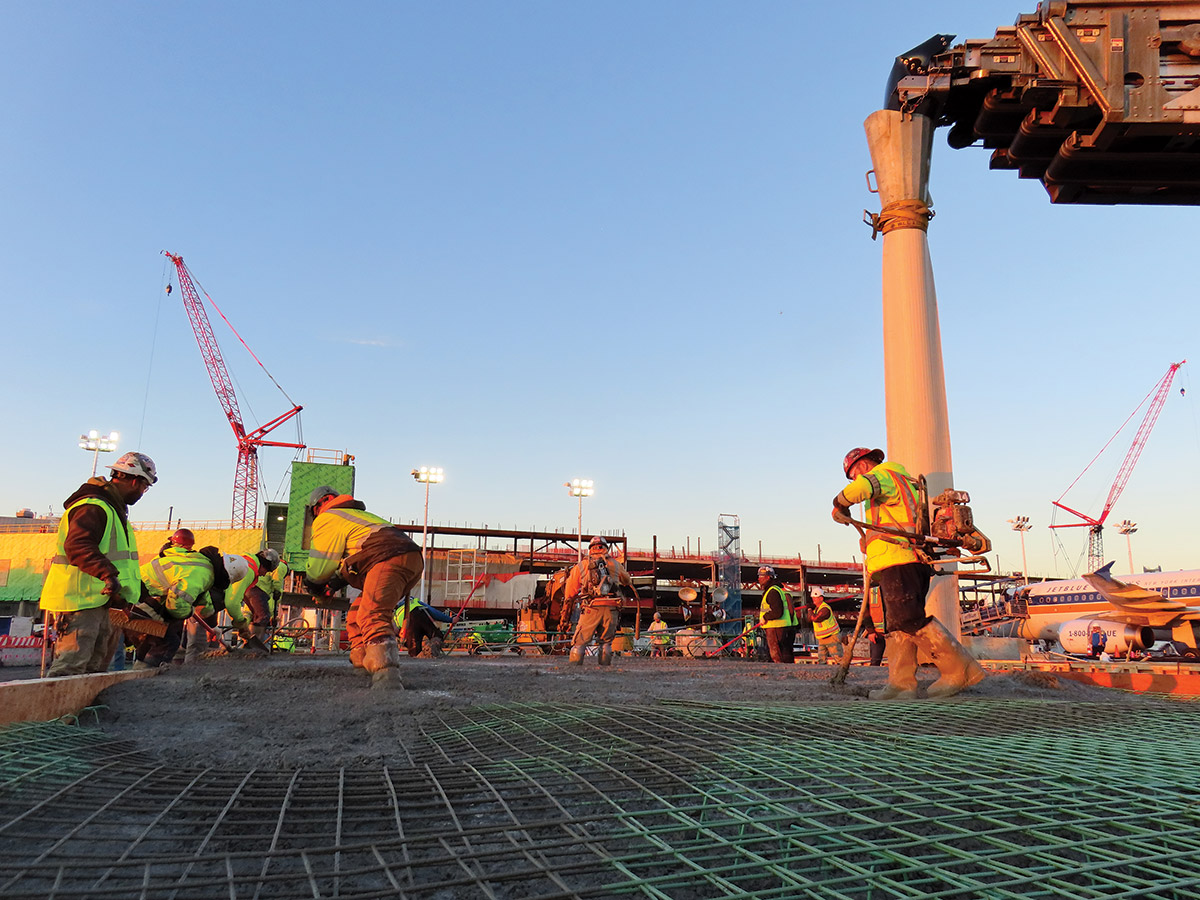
[706,623,759,659]
[830,561,870,687]
[190,613,232,654]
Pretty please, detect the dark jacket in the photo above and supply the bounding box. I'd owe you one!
[61,478,132,584]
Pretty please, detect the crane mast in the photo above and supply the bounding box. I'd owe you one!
[1052,360,1185,573]
[164,252,305,527]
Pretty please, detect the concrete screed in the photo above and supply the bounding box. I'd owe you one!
[92,653,1141,768]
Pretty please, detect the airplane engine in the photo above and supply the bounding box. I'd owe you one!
[1059,619,1154,655]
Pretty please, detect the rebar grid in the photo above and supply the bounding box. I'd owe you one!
[2,699,1199,899]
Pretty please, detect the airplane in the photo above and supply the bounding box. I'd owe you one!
[987,563,1200,655]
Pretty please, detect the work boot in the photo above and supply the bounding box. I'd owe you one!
[916,618,986,699]
[598,643,613,667]
[568,646,585,666]
[429,633,445,659]
[362,639,403,690]
[868,632,919,701]
[349,646,365,669]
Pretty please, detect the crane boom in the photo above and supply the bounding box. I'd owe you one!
[1052,360,1186,573]
[163,252,305,527]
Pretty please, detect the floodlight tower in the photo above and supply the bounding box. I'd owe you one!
[565,479,594,560]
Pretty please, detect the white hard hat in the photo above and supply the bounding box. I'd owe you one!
[261,548,280,566]
[811,587,824,598]
[109,451,158,485]
[222,553,250,583]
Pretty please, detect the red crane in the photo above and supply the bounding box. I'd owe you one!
[163,251,305,528]
[1051,360,1185,573]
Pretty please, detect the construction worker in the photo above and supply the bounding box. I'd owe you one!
[243,549,285,641]
[833,446,986,699]
[131,528,214,667]
[810,586,842,664]
[303,485,423,689]
[863,584,887,666]
[182,545,232,661]
[40,451,157,677]
[216,549,278,652]
[393,597,449,657]
[648,611,670,658]
[757,566,797,663]
[566,536,636,666]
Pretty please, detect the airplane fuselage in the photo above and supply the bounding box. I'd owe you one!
[1015,569,1200,644]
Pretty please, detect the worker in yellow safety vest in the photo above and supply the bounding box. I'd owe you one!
[242,549,284,641]
[219,550,279,651]
[756,566,797,663]
[809,587,843,664]
[304,486,424,689]
[133,527,215,668]
[833,446,985,700]
[40,452,157,677]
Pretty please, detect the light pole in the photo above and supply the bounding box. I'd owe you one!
[1116,520,1138,573]
[1008,516,1032,585]
[79,430,119,477]
[565,478,594,560]
[411,466,444,602]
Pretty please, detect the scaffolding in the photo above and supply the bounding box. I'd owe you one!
[715,515,743,633]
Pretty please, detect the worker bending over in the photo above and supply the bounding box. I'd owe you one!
[40,452,157,677]
[833,447,985,699]
[132,528,214,667]
[393,597,449,657]
[756,566,797,663]
[566,536,636,666]
[244,550,287,641]
[304,485,423,689]
[809,587,842,664]
[220,549,279,652]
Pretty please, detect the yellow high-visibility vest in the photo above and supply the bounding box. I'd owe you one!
[41,497,140,613]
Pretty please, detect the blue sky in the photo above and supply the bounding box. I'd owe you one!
[2,1,1196,579]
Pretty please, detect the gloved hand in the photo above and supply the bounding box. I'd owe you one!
[302,577,326,596]
[102,577,130,610]
[831,505,852,525]
[236,622,254,642]
[325,573,348,594]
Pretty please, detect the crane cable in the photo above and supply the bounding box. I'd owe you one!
[186,266,299,409]
[136,258,171,450]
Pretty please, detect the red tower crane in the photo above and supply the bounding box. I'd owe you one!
[1051,360,1185,574]
[163,251,306,528]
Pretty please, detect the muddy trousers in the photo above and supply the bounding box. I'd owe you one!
[764,626,793,663]
[345,552,424,652]
[131,617,186,667]
[48,606,121,677]
[571,604,619,662]
[402,608,443,657]
[244,587,273,628]
[816,639,843,664]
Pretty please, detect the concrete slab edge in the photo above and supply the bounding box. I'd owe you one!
[0,669,159,725]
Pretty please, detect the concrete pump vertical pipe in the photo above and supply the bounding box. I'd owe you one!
[864,109,960,637]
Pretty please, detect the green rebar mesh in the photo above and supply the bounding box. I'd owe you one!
[2,698,1198,898]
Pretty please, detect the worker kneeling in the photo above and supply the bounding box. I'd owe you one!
[833,447,985,700]
[567,536,636,666]
[305,486,423,689]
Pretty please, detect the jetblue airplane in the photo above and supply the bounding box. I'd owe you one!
[1010,564,1200,654]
